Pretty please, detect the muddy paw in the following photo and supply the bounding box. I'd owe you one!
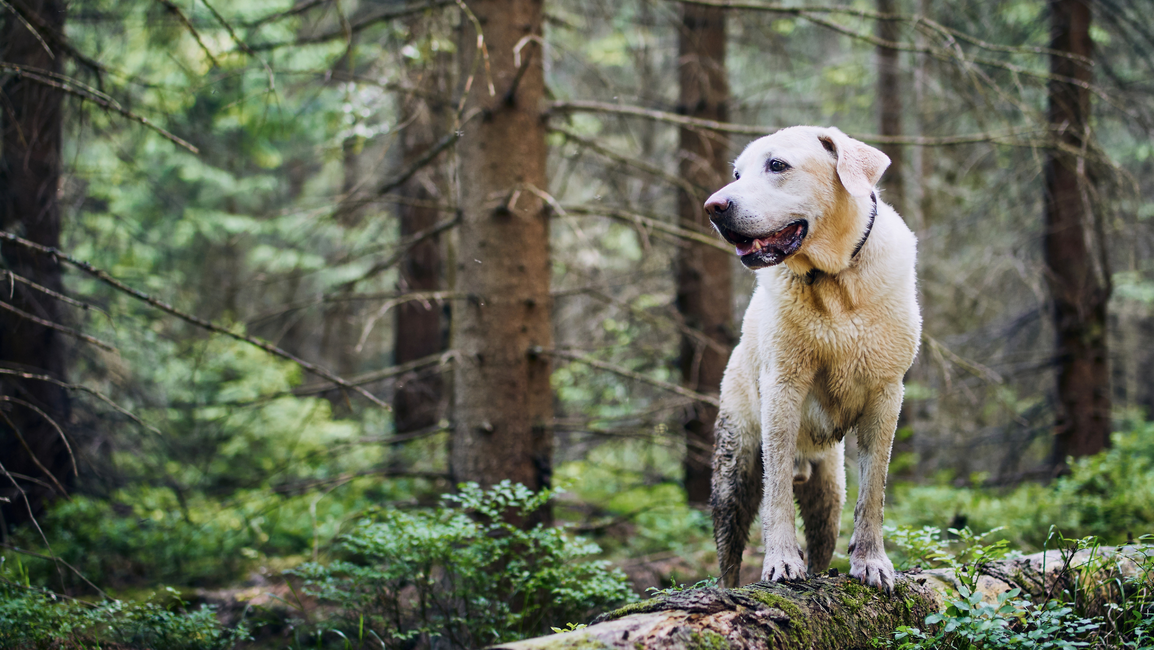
[761,549,808,582]
[850,552,896,593]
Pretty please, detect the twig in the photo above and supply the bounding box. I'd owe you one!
[551,126,704,199]
[250,0,456,50]
[340,215,461,289]
[0,62,198,153]
[0,270,111,322]
[199,0,277,93]
[155,0,222,68]
[355,291,466,352]
[293,350,456,396]
[0,367,160,436]
[550,99,1038,145]
[563,203,731,253]
[0,542,109,600]
[0,298,115,352]
[0,231,391,410]
[0,459,66,588]
[0,408,70,499]
[536,347,720,407]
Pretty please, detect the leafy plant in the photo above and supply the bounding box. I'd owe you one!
[292,481,636,649]
[0,574,248,650]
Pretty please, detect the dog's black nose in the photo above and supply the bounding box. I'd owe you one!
[705,197,732,223]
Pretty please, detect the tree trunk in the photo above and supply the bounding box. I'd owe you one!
[1043,0,1110,465]
[394,19,451,437]
[450,0,552,517]
[0,0,72,529]
[875,0,904,215]
[676,2,733,506]
[496,547,1150,650]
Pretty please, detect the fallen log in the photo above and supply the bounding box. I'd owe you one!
[495,546,1151,650]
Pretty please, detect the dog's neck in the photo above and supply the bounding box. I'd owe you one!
[798,192,877,285]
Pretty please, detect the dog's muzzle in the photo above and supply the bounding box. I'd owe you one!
[706,199,808,269]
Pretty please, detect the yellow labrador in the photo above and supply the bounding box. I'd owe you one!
[704,126,920,592]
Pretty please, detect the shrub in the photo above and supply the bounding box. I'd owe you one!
[884,526,1154,649]
[0,574,247,650]
[293,481,637,649]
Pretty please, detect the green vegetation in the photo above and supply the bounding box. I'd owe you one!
[292,481,636,648]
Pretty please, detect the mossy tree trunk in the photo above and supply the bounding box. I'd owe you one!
[495,547,1149,650]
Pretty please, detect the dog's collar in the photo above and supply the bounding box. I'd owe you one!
[800,192,878,286]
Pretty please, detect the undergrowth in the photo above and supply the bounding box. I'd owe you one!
[885,526,1154,649]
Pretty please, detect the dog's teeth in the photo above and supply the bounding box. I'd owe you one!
[752,240,763,252]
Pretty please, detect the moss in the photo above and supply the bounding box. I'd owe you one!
[733,586,804,620]
[595,599,658,621]
[685,630,730,650]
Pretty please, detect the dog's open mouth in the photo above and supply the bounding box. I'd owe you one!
[715,220,808,269]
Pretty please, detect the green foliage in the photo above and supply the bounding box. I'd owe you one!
[892,587,1099,650]
[888,423,1154,550]
[0,576,248,650]
[292,481,636,649]
[885,526,1154,650]
[645,576,719,596]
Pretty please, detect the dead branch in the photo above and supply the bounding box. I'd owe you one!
[0,298,115,352]
[0,62,198,153]
[549,100,1039,145]
[0,231,391,410]
[535,347,720,407]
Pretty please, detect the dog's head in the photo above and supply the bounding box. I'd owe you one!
[705,126,889,271]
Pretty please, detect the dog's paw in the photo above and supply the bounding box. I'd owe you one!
[849,552,896,593]
[760,548,808,582]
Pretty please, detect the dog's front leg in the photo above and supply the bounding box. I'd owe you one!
[758,371,810,582]
[849,381,903,592]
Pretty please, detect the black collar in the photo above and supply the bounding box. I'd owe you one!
[801,192,877,285]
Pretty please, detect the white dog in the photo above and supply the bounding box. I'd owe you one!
[705,126,920,592]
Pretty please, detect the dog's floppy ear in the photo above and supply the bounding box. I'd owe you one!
[818,127,890,197]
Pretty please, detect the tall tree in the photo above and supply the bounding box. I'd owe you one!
[876,0,905,214]
[676,2,733,506]
[1044,0,1111,464]
[394,19,451,437]
[451,0,552,513]
[0,0,72,526]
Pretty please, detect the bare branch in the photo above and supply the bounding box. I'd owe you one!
[250,0,456,51]
[154,0,222,68]
[0,407,71,499]
[535,347,720,407]
[0,62,199,153]
[0,367,162,436]
[0,231,392,410]
[562,203,731,253]
[0,270,111,322]
[0,298,116,352]
[549,100,1039,145]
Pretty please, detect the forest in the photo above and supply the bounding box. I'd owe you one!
[1,0,1153,647]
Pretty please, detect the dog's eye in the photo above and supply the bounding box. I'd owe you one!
[734,171,740,180]
[767,159,790,173]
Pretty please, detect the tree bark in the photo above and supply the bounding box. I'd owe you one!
[676,2,733,506]
[394,19,451,436]
[0,0,72,528]
[1043,0,1111,465]
[450,0,553,518]
[495,547,1150,650]
[875,0,904,215]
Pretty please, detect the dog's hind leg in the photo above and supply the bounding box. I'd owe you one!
[711,413,762,588]
[794,443,846,574]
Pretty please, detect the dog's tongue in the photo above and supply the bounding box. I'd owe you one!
[735,223,805,257]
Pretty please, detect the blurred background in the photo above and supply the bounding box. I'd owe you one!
[1,0,1153,646]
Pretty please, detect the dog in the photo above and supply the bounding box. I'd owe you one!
[704,126,920,592]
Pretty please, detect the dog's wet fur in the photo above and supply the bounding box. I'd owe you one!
[705,126,921,592]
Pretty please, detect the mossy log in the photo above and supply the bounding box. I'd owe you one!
[495,547,1149,650]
